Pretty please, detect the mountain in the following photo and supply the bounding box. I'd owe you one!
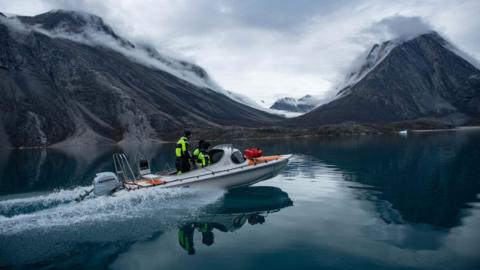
[0,10,280,148]
[289,32,480,127]
[270,95,320,113]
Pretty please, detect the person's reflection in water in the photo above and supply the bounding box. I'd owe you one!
[197,223,216,246]
[178,224,196,255]
[177,214,265,255]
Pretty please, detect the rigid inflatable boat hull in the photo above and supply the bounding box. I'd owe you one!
[162,155,290,190]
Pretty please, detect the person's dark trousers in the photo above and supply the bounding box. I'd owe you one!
[181,156,191,172]
[176,157,191,173]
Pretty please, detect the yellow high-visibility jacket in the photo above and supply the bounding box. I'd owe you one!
[175,137,190,158]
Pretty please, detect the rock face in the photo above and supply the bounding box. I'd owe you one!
[0,10,280,147]
[270,95,319,113]
[290,32,480,126]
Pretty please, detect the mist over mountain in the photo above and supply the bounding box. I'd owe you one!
[289,32,480,127]
[0,10,280,148]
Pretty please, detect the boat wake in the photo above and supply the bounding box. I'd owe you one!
[0,186,224,234]
[0,186,225,266]
[0,186,92,217]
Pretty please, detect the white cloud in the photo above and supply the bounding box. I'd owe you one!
[364,15,434,42]
[0,13,29,32]
[0,0,479,105]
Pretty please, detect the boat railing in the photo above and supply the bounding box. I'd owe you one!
[113,153,137,182]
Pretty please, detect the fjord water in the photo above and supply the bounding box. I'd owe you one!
[1,131,480,269]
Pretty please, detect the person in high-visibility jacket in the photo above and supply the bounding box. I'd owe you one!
[193,140,205,164]
[196,141,211,168]
[175,130,194,174]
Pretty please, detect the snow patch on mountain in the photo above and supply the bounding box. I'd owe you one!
[266,109,303,118]
[275,97,298,106]
[270,95,323,113]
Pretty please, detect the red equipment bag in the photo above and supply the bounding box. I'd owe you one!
[244,147,263,159]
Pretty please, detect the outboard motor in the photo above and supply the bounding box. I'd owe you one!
[93,172,121,197]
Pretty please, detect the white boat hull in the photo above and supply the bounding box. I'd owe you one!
[161,155,291,189]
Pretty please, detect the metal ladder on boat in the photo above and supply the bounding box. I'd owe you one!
[113,153,137,182]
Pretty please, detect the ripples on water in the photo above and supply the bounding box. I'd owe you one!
[0,131,480,269]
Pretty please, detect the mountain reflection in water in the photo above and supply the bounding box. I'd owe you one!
[1,130,480,269]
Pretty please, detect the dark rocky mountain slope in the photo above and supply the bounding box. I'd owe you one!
[288,32,480,127]
[0,10,280,148]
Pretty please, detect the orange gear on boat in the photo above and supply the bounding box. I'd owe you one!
[247,155,281,165]
[148,179,166,185]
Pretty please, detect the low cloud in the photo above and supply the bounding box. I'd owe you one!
[365,15,434,42]
[0,12,221,90]
[1,0,480,105]
[0,14,29,33]
[0,11,265,109]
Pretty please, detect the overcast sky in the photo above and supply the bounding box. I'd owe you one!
[1,0,479,104]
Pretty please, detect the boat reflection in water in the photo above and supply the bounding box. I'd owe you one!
[177,186,293,255]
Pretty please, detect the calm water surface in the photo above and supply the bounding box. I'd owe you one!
[0,131,479,269]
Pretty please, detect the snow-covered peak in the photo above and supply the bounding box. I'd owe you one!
[270,95,321,113]
[298,95,322,106]
[277,97,298,106]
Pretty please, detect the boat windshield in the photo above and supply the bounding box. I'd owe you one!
[231,150,245,164]
[209,149,225,164]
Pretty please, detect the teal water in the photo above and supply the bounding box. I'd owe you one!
[0,131,480,269]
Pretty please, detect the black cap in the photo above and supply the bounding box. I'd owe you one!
[184,130,191,137]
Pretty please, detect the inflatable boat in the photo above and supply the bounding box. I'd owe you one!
[90,144,292,197]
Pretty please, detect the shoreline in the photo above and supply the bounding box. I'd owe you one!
[3,125,480,151]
